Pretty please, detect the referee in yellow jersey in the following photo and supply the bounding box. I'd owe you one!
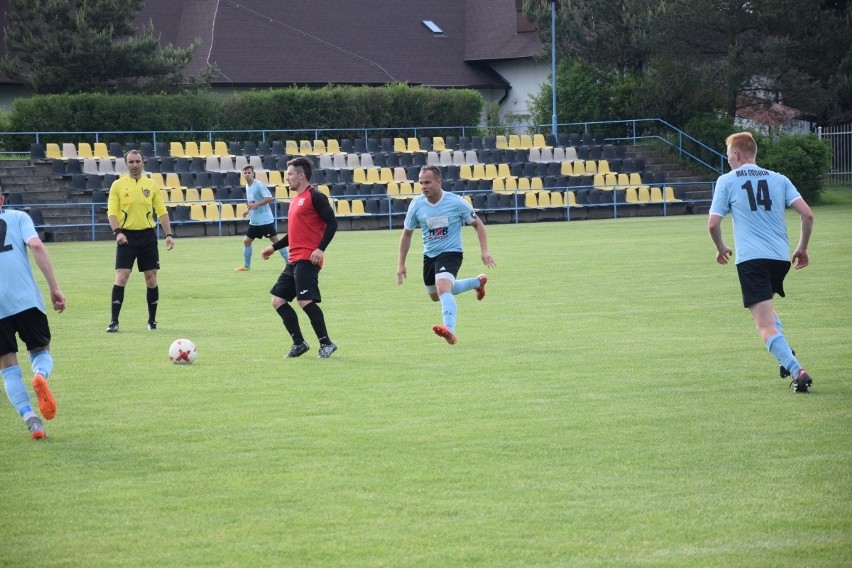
[105,149,174,332]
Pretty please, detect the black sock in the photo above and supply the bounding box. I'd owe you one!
[276,303,304,344]
[147,286,159,323]
[302,301,331,345]
[111,285,125,323]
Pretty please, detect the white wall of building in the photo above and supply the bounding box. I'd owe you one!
[487,59,549,130]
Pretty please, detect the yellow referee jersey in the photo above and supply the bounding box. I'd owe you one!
[107,176,168,230]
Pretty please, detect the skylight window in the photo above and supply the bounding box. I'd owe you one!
[422,20,445,36]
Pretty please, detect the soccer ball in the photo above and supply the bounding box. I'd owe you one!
[169,339,197,364]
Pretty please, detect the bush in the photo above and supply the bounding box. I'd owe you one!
[684,113,735,154]
[5,85,483,149]
[756,134,832,203]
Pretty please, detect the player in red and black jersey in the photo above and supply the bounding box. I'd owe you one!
[262,157,339,359]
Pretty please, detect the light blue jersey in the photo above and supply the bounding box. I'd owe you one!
[709,165,802,263]
[247,179,274,225]
[404,191,476,257]
[0,209,46,318]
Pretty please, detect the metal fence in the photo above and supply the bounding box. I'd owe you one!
[818,124,852,185]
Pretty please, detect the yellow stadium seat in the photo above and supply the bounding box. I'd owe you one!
[198,141,214,158]
[492,178,505,192]
[350,199,366,215]
[170,142,185,158]
[275,186,290,200]
[537,191,551,207]
[267,170,284,186]
[366,168,381,184]
[286,140,300,155]
[560,161,573,176]
[519,134,533,150]
[313,140,327,154]
[93,143,110,160]
[77,143,94,159]
[392,138,407,153]
[167,188,184,205]
[336,200,351,216]
[533,133,551,149]
[352,168,367,184]
[184,187,200,202]
[165,173,184,190]
[200,187,216,202]
[432,137,447,152]
[495,135,509,149]
[584,160,597,175]
[550,191,564,207]
[220,203,236,220]
[184,142,202,158]
[149,173,167,190]
[664,186,680,202]
[235,203,248,218]
[524,192,539,208]
[203,202,220,221]
[189,203,205,221]
[299,140,314,155]
[326,139,342,155]
[46,143,62,160]
[214,141,234,158]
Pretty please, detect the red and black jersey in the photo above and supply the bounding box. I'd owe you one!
[284,187,338,263]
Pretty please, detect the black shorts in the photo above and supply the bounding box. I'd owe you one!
[422,251,464,286]
[736,259,791,308]
[115,229,160,272]
[270,260,322,303]
[0,307,51,355]
[246,223,277,240]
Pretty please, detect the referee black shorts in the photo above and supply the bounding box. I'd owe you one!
[115,229,160,272]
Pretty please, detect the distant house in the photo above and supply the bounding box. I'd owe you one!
[734,97,813,136]
[0,0,548,126]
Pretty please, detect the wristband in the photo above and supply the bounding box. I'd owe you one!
[113,228,122,236]
[166,233,174,238]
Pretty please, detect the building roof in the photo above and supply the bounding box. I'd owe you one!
[465,0,544,62]
[0,0,541,90]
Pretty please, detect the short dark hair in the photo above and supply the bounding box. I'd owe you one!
[419,165,442,181]
[287,156,313,181]
[124,149,143,163]
[242,164,254,173]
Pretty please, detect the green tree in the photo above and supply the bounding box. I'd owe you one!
[524,0,851,125]
[0,0,215,94]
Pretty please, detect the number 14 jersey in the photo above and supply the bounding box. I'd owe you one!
[709,165,803,264]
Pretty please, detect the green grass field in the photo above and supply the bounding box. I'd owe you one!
[2,193,850,567]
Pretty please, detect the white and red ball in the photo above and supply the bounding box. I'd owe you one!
[169,339,197,364]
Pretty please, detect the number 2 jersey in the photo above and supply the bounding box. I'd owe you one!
[0,208,45,319]
[709,165,803,264]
